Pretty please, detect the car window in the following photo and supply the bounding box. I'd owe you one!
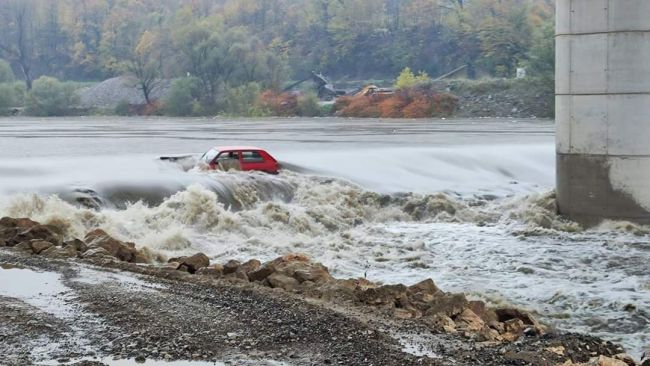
[216,151,239,161]
[202,149,219,163]
[241,151,265,163]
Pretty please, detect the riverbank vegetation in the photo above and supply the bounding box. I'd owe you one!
[0,0,554,118]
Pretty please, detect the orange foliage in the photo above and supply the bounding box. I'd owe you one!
[258,90,298,116]
[335,88,457,118]
[402,98,433,118]
[337,95,382,118]
[378,96,408,118]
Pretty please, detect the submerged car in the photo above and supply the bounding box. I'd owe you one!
[199,146,279,174]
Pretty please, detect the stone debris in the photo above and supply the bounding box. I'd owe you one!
[0,215,642,366]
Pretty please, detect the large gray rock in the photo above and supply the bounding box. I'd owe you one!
[79,76,171,109]
[85,229,138,262]
[175,253,210,274]
[267,273,300,291]
[30,240,54,254]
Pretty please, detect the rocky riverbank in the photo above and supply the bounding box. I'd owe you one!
[1,216,647,366]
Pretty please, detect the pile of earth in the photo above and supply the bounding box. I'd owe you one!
[78,76,171,109]
[443,78,555,118]
[1,215,648,366]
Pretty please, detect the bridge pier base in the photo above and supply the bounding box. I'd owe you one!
[556,0,650,224]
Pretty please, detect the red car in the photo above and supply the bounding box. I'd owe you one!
[200,146,279,174]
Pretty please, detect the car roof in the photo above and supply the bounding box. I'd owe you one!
[212,146,266,152]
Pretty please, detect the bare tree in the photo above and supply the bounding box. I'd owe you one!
[0,0,36,89]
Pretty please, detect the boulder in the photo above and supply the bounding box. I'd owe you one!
[475,327,502,342]
[393,308,415,319]
[63,239,88,253]
[292,262,333,284]
[0,217,39,231]
[10,225,63,246]
[175,253,210,274]
[454,308,485,332]
[267,273,300,291]
[612,354,637,366]
[356,284,408,306]
[487,320,505,334]
[84,229,138,262]
[424,293,468,318]
[30,240,55,254]
[248,264,276,282]
[41,245,78,258]
[470,301,498,323]
[580,356,630,366]
[408,279,440,295]
[82,247,114,259]
[497,307,546,335]
[423,313,456,333]
[223,260,241,275]
[241,259,261,273]
[196,264,224,277]
[501,318,525,342]
[13,241,32,252]
[495,307,538,326]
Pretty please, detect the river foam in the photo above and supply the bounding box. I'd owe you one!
[0,117,646,356]
[1,170,648,355]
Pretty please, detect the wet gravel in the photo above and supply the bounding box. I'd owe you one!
[0,249,631,366]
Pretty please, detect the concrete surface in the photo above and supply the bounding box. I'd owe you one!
[556,0,650,224]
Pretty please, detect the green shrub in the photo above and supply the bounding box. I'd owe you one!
[114,100,132,116]
[163,77,201,116]
[25,76,80,116]
[0,60,14,83]
[297,92,322,117]
[395,67,430,90]
[0,82,25,115]
[220,82,264,116]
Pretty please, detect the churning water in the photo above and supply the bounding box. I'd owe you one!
[0,117,647,356]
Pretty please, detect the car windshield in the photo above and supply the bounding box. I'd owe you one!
[201,149,219,163]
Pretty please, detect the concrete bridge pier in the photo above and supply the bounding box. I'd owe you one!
[556,0,650,225]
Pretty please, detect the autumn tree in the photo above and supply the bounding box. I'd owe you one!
[0,0,37,89]
[126,30,162,105]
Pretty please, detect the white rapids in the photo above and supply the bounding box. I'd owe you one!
[0,117,647,356]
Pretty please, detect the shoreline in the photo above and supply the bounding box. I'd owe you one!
[0,216,643,366]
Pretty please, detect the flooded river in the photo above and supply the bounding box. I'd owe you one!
[0,117,647,356]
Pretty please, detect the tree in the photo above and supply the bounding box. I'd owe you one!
[0,0,37,89]
[125,30,162,105]
[527,19,554,78]
[25,76,79,116]
[395,67,430,90]
[0,59,15,83]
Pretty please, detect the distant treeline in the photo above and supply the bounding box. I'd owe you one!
[0,0,555,116]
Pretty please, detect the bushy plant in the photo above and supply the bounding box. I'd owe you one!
[431,93,459,116]
[114,100,132,116]
[163,77,201,116]
[378,97,408,118]
[335,88,457,118]
[0,82,25,115]
[257,91,298,116]
[220,82,263,116]
[25,76,80,116]
[395,67,431,90]
[0,60,15,83]
[296,92,322,117]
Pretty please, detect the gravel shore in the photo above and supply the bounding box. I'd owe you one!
[0,249,635,366]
